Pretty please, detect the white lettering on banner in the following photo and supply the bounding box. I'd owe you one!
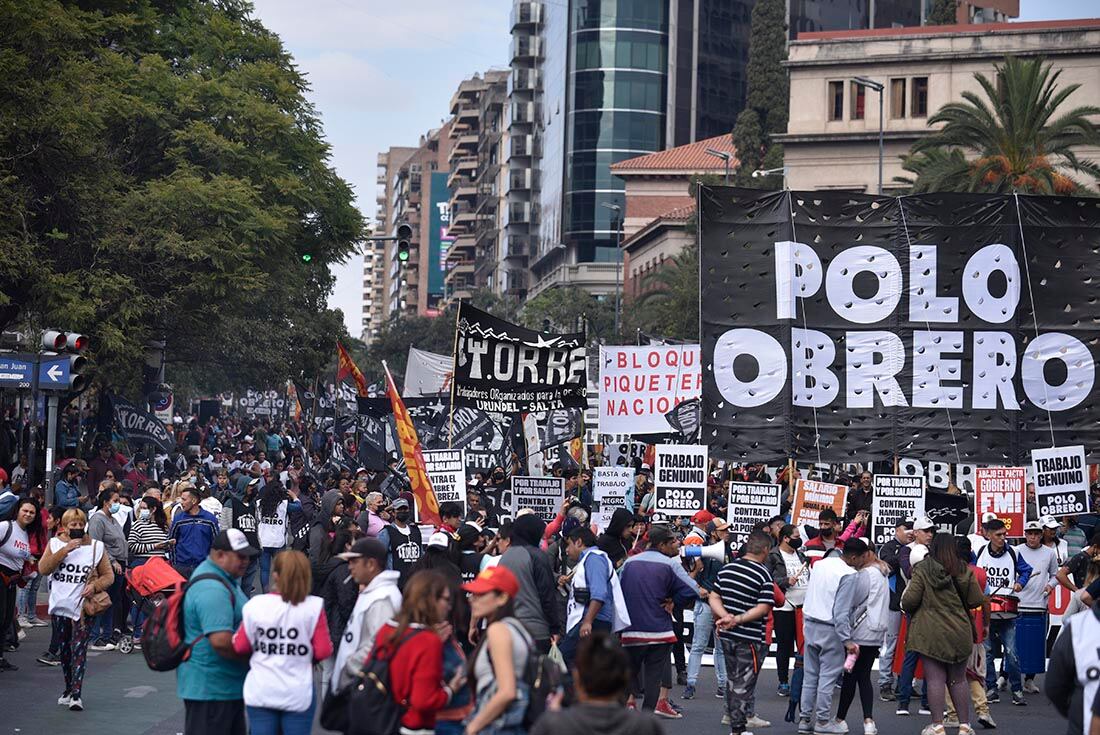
[871,475,925,546]
[713,240,1096,413]
[791,479,847,529]
[599,346,702,435]
[1032,445,1091,517]
[511,476,565,523]
[654,445,707,516]
[975,467,1026,536]
[727,482,782,547]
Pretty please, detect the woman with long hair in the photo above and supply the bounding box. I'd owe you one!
[257,479,291,591]
[463,565,531,735]
[371,570,466,735]
[127,495,172,644]
[232,550,332,735]
[902,533,985,735]
[38,508,115,710]
[0,497,42,669]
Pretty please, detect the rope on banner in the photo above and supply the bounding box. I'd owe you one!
[786,191,824,468]
[1013,192,1057,449]
[898,198,964,469]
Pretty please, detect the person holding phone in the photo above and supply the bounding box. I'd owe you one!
[38,509,115,711]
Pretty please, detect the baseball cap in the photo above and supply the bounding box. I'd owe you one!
[212,529,259,557]
[647,524,677,546]
[980,512,999,527]
[337,538,388,563]
[897,518,915,529]
[706,518,731,534]
[912,517,936,532]
[426,532,451,549]
[391,498,410,510]
[247,476,260,486]
[1041,515,1061,530]
[1023,520,1043,532]
[461,565,520,597]
[691,510,716,525]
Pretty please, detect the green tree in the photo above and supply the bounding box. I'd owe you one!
[624,244,699,343]
[927,0,959,25]
[897,56,1100,194]
[731,0,788,188]
[520,286,615,344]
[0,0,364,396]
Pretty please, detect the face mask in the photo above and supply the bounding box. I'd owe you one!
[787,537,803,549]
[395,511,411,523]
[139,509,151,520]
[110,502,121,514]
[821,527,835,538]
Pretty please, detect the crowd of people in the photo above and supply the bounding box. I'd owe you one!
[0,415,1099,735]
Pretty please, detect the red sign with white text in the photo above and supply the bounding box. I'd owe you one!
[975,467,1026,536]
[599,345,701,434]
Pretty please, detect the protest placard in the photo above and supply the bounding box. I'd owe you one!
[791,479,847,529]
[653,445,707,516]
[926,492,970,533]
[511,476,565,523]
[1032,445,1090,517]
[594,466,634,504]
[599,345,702,434]
[422,449,466,517]
[975,467,1026,536]
[726,482,782,547]
[871,475,925,546]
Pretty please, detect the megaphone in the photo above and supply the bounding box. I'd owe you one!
[680,541,727,562]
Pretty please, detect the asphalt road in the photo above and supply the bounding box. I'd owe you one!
[1,624,1064,735]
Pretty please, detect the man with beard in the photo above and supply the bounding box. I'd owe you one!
[597,508,641,569]
[377,498,421,589]
[805,509,842,564]
[846,472,875,532]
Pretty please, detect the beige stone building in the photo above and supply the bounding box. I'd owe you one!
[779,18,1100,193]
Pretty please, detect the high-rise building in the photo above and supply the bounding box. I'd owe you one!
[517,0,924,298]
[474,71,513,297]
[366,147,415,340]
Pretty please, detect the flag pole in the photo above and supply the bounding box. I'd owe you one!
[447,300,462,450]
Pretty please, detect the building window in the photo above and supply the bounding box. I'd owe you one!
[828,81,844,121]
[890,78,907,118]
[911,76,928,118]
[850,81,865,120]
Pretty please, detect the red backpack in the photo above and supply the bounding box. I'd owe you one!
[141,573,234,672]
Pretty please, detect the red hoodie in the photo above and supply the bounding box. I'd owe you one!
[373,623,451,731]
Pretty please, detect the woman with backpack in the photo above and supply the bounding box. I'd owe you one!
[231,549,332,735]
[463,565,531,735]
[38,508,115,711]
[370,570,467,735]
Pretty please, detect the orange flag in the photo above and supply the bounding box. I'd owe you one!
[383,361,441,526]
[336,342,370,397]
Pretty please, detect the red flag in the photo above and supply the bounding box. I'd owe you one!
[384,362,441,526]
[336,342,370,397]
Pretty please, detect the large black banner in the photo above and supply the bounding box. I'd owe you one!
[701,188,1100,464]
[453,302,587,413]
[110,394,175,454]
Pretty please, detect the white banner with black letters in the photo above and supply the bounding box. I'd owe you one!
[511,476,565,523]
[726,482,782,547]
[871,475,925,546]
[423,449,466,516]
[1032,445,1089,517]
[653,445,707,516]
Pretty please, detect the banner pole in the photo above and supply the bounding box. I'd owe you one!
[893,454,899,475]
[447,300,461,449]
[787,457,796,505]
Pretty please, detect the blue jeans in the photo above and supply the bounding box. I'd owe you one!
[985,618,1022,693]
[16,573,42,618]
[558,619,612,674]
[246,691,315,735]
[896,649,928,708]
[92,571,126,642]
[259,547,283,593]
[687,599,727,687]
[128,558,148,638]
[240,555,259,598]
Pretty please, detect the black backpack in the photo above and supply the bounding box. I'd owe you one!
[494,619,565,729]
[320,630,418,735]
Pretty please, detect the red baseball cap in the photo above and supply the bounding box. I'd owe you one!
[462,565,519,598]
[691,510,715,525]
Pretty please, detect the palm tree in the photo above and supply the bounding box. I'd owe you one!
[627,244,700,342]
[897,56,1100,194]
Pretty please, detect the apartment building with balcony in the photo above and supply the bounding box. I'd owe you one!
[444,75,488,304]
[473,71,511,298]
[366,146,416,341]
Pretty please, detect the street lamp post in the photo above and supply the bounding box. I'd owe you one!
[853,76,885,195]
[751,166,790,189]
[704,148,732,183]
[601,201,623,339]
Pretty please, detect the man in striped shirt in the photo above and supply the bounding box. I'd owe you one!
[711,531,776,735]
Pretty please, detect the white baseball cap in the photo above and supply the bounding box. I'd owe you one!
[912,517,936,532]
[1040,515,1061,529]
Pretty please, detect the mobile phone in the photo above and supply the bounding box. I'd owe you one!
[69,528,85,540]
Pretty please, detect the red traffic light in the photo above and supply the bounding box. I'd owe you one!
[66,334,88,352]
[42,331,66,350]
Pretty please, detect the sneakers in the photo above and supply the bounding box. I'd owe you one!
[721,715,730,726]
[746,715,771,728]
[814,720,849,735]
[626,696,636,711]
[778,682,791,697]
[944,714,960,728]
[985,689,1000,704]
[676,669,688,686]
[996,675,1007,692]
[896,704,910,716]
[1022,679,1041,694]
[977,713,997,729]
[921,726,946,735]
[88,640,116,652]
[716,684,727,699]
[667,698,683,714]
[879,684,896,701]
[68,697,83,711]
[58,694,72,706]
[919,706,932,715]
[798,718,814,735]
[30,616,50,627]
[959,725,977,735]
[0,659,18,672]
[682,684,696,700]
[654,699,683,719]
[864,720,878,735]
[37,651,61,666]
[16,615,30,628]
[1011,691,1027,706]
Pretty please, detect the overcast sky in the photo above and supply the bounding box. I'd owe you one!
[246,0,1096,337]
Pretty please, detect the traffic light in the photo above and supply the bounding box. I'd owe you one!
[301,253,312,263]
[396,223,413,263]
[41,331,89,392]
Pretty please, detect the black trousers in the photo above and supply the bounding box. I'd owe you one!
[837,645,880,720]
[773,608,798,685]
[183,699,246,735]
[0,575,17,657]
[672,604,686,673]
[628,643,671,712]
